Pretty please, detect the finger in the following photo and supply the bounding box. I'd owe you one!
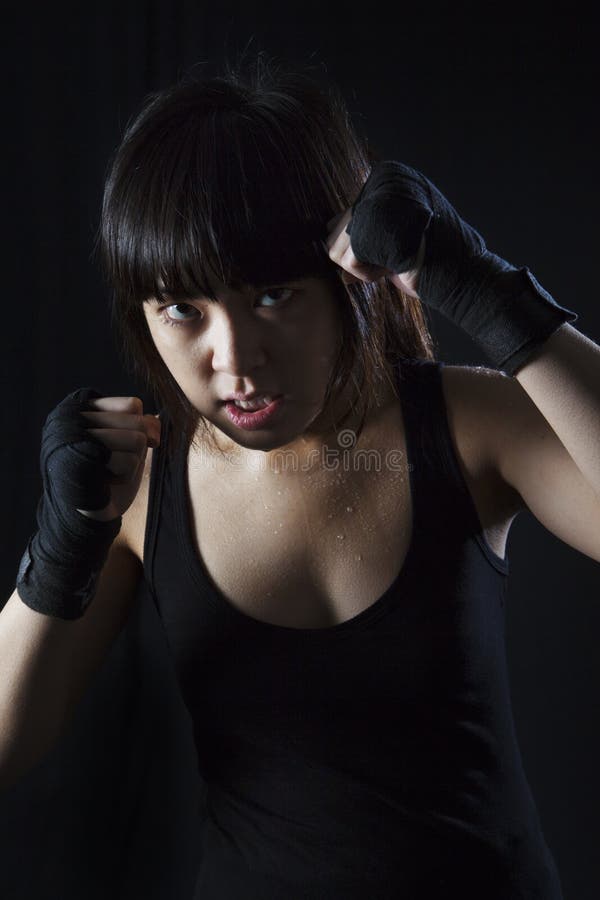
[324,230,351,264]
[80,412,161,447]
[85,427,149,453]
[326,210,347,232]
[324,209,353,253]
[86,396,144,414]
[339,268,385,285]
[339,247,389,281]
[339,271,364,285]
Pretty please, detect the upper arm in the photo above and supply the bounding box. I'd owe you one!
[446,364,600,563]
[65,433,158,701]
[1,529,143,784]
[63,435,158,714]
[63,530,144,718]
[1,456,150,783]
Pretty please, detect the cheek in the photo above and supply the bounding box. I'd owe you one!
[309,311,342,369]
[146,317,188,357]
[280,322,338,383]
[287,298,341,356]
[144,323,197,386]
[150,336,179,370]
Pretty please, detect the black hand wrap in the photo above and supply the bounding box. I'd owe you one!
[346,160,578,375]
[15,388,122,620]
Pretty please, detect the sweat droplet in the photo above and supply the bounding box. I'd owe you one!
[337,534,345,541]
[355,554,362,561]
[346,506,353,513]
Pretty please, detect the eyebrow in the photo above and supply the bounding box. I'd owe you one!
[148,280,301,304]
[146,290,214,304]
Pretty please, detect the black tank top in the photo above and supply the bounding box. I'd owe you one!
[144,357,564,899]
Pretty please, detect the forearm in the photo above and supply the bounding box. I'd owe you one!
[0,589,74,790]
[513,322,600,500]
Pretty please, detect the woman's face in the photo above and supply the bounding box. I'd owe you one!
[143,274,350,457]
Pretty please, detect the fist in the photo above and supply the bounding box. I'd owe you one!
[324,207,425,299]
[76,396,161,522]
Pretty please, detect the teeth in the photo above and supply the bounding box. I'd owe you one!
[233,394,275,411]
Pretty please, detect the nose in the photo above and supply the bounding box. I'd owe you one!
[209,308,267,376]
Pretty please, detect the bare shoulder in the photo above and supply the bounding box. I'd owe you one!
[439,363,508,462]
[439,363,526,515]
[443,362,600,563]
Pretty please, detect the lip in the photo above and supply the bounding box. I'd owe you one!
[224,391,280,402]
[223,395,285,430]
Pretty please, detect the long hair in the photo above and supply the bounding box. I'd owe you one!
[99,54,435,460]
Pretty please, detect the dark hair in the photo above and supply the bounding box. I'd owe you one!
[99,54,434,460]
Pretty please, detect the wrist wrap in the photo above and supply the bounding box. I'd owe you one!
[346,160,578,375]
[15,388,122,620]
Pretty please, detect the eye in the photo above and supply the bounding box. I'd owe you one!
[256,287,295,308]
[158,303,199,327]
[156,287,295,329]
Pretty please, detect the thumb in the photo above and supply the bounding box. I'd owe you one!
[141,414,162,448]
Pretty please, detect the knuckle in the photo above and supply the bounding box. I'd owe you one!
[125,396,143,413]
[344,248,360,267]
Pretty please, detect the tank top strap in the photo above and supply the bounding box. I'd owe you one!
[394,357,442,476]
[395,356,508,575]
[143,407,172,600]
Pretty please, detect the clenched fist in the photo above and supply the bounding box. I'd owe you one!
[77,396,161,522]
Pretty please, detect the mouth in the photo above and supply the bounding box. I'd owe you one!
[223,392,282,411]
[223,395,285,430]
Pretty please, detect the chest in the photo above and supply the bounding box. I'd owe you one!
[187,444,414,629]
[129,369,519,629]
[182,408,513,631]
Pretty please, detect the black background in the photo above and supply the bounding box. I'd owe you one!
[1,2,599,898]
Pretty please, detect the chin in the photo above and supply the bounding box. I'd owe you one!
[200,416,288,454]
[203,401,325,456]
[231,428,300,454]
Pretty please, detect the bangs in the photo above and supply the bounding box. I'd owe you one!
[104,92,345,304]
[100,60,436,463]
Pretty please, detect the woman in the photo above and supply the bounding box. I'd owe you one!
[5,55,600,897]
